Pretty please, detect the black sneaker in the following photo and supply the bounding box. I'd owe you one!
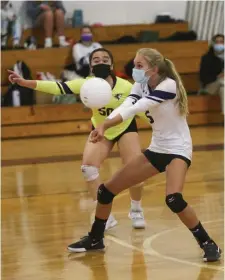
[67,234,105,253]
[202,240,222,262]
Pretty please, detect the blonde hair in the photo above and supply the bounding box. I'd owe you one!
[137,48,189,116]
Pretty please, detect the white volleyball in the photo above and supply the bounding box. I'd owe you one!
[80,78,112,108]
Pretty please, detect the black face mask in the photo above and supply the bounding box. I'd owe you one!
[92,64,112,79]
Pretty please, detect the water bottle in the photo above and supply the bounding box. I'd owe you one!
[12,89,21,107]
[72,10,83,27]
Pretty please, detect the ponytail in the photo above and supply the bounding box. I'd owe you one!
[165,58,189,116]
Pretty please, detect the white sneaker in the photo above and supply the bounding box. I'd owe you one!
[128,209,146,229]
[105,214,118,231]
[59,40,70,47]
[90,213,118,231]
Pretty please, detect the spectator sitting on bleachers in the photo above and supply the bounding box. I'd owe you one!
[1,1,22,48]
[200,34,224,113]
[26,1,69,48]
[72,25,102,77]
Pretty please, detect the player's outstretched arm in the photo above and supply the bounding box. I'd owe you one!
[8,69,37,89]
[8,70,83,95]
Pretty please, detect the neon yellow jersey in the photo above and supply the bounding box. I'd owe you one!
[35,77,149,140]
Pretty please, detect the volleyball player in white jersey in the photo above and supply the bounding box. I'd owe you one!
[68,48,221,262]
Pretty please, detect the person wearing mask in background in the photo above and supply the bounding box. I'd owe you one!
[26,1,69,48]
[1,1,22,48]
[199,34,224,114]
[72,25,102,78]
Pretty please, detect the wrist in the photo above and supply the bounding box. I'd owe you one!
[20,79,26,87]
[103,121,109,130]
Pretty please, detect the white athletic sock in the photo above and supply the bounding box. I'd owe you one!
[58,35,65,43]
[44,37,52,48]
[131,199,142,211]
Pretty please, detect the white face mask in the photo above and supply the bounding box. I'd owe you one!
[132,68,150,84]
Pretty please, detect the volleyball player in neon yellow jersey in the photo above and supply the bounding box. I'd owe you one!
[8,48,150,230]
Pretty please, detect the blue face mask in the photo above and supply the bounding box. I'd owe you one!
[132,68,150,84]
[213,44,224,53]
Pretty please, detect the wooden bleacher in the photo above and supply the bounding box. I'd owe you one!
[2,22,195,89]
[2,22,222,139]
[10,22,189,47]
[1,41,208,94]
[1,95,223,140]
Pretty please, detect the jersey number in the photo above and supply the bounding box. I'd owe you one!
[145,111,154,124]
[98,107,114,116]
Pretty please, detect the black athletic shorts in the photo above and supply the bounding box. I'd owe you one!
[143,149,191,173]
[92,118,138,143]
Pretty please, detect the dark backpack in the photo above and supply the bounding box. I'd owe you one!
[159,31,197,42]
[2,61,36,107]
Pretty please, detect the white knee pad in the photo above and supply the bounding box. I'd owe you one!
[81,165,99,182]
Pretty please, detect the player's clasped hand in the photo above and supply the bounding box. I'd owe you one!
[89,125,105,143]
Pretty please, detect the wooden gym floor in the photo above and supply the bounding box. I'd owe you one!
[1,126,224,280]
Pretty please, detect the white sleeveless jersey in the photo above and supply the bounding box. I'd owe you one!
[109,78,192,160]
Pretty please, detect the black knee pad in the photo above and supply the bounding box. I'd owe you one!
[97,184,115,204]
[165,193,188,213]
